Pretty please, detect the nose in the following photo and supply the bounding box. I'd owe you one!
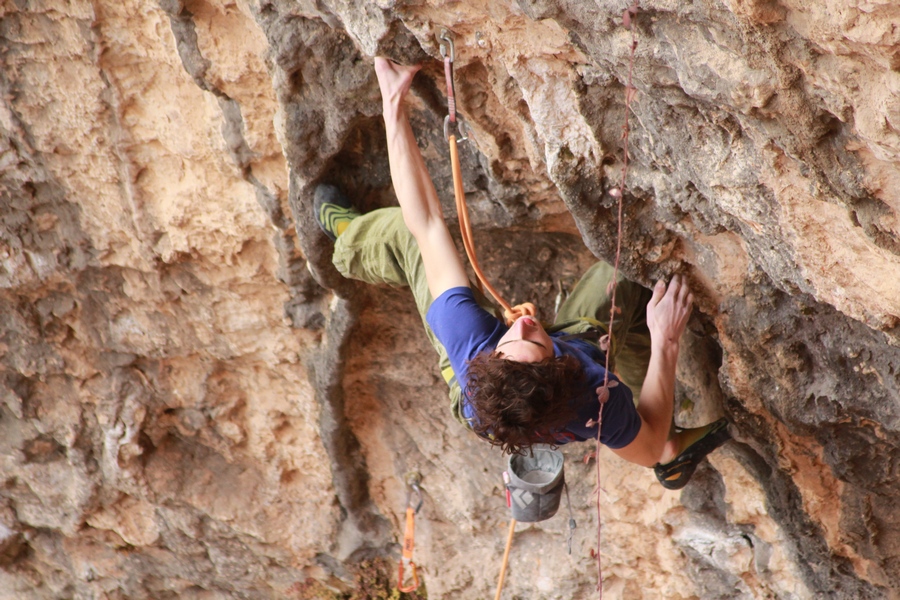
[510,318,530,335]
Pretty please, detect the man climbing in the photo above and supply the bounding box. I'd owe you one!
[315,57,729,489]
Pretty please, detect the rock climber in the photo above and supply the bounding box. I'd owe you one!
[315,57,729,489]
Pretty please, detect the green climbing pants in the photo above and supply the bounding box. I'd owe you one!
[332,207,654,423]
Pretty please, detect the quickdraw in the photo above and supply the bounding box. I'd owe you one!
[397,473,424,593]
[438,30,535,326]
[439,29,468,143]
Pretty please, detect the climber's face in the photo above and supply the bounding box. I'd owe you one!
[495,315,554,363]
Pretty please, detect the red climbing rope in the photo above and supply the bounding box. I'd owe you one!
[595,3,641,597]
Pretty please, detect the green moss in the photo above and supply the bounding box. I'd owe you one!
[287,557,427,600]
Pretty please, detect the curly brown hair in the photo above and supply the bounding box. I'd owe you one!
[465,351,585,454]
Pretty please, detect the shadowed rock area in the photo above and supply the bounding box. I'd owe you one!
[1,1,899,598]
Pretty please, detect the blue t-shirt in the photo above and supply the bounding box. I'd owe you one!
[426,287,641,449]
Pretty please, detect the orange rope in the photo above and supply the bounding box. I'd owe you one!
[449,133,536,326]
[494,518,516,600]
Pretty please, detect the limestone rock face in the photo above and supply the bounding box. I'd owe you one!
[1,1,899,598]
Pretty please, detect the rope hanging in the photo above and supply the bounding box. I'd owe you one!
[440,30,536,326]
[593,3,641,597]
[437,7,639,594]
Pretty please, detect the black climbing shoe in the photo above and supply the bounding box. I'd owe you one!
[654,418,731,490]
[314,184,360,241]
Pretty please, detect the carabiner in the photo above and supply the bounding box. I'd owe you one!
[397,551,419,593]
[444,115,469,143]
[439,28,455,63]
[407,475,424,514]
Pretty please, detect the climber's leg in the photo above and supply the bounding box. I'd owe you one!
[555,261,653,402]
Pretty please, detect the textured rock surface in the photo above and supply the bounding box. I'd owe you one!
[2,0,899,598]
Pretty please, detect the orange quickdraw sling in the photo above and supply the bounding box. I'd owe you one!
[397,473,423,593]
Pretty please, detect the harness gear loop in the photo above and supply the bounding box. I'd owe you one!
[397,473,423,593]
[439,30,535,326]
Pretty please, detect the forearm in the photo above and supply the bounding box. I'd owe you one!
[377,73,468,297]
[634,342,679,463]
[609,341,679,467]
[382,103,445,235]
[611,276,691,467]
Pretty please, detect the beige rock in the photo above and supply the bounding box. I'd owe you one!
[2,0,900,598]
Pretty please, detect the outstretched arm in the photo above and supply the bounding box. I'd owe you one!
[611,275,693,467]
[375,57,469,298]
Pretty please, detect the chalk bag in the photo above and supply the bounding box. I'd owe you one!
[506,445,565,522]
